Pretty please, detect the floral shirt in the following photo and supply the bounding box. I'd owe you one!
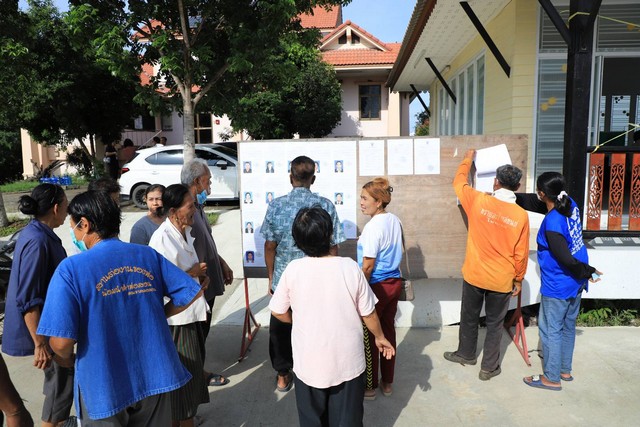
[261,187,346,291]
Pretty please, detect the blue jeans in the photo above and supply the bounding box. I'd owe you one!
[539,293,582,383]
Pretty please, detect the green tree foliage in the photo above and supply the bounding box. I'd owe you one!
[219,32,342,140]
[3,1,140,162]
[67,0,350,161]
[0,1,30,226]
[414,109,430,136]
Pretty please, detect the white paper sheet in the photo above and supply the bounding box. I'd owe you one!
[387,139,414,175]
[358,139,385,176]
[414,138,440,175]
[474,144,512,192]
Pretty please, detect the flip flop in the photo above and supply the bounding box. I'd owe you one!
[207,373,230,387]
[561,374,574,382]
[523,375,561,391]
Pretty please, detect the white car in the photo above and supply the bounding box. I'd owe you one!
[120,144,239,209]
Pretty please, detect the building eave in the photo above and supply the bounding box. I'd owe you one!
[387,0,511,92]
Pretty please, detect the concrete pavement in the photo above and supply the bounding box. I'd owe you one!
[2,208,640,426]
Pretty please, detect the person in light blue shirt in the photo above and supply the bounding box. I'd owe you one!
[357,177,403,399]
[37,191,204,425]
[261,155,346,392]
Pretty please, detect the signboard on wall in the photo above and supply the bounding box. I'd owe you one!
[237,135,528,279]
[239,140,358,268]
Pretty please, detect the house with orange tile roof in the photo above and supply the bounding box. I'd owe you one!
[303,7,410,137]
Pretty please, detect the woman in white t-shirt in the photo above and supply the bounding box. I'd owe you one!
[358,177,404,401]
[149,184,210,426]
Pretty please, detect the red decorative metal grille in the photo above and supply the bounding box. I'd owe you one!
[630,154,640,231]
[607,153,626,230]
[587,153,604,231]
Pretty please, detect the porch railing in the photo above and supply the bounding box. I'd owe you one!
[585,146,640,237]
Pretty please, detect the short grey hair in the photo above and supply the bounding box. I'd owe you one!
[181,158,209,186]
[495,164,523,191]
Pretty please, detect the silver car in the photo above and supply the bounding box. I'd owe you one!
[120,144,239,209]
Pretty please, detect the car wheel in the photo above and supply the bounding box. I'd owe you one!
[131,184,149,210]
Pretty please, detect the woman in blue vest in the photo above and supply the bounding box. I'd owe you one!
[524,172,602,391]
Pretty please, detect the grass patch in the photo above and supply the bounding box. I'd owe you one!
[0,181,40,193]
[0,218,29,238]
[0,176,88,193]
[206,212,220,226]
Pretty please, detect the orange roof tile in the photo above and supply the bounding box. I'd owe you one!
[322,43,401,66]
[321,20,390,51]
[299,5,342,29]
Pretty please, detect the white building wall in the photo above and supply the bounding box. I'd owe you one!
[330,76,391,138]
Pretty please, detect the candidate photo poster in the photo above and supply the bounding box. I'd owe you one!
[239,140,357,268]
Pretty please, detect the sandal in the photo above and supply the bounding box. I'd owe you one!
[523,374,561,391]
[380,382,393,397]
[276,372,293,392]
[561,373,574,381]
[207,373,230,387]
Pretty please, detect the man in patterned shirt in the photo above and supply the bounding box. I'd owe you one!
[261,155,346,392]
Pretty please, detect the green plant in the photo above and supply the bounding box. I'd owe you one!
[66,147,94,178]
[0,218,28,237]
[206,212,219,226]
[577,307,612,326]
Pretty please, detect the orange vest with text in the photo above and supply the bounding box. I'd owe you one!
[453,158,529,293]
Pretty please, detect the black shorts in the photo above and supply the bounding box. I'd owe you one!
[42,359,74,423]
[79,391,171,426]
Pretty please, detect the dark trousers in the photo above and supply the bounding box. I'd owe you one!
[294,373,364,427]
[457,280,511,371]
[269,314,293,374]
[364,278,401,389]
[203,296,216,341]
[79,391,170,427]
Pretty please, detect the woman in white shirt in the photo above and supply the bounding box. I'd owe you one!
[149,184,210,427]
[358,177,404,401]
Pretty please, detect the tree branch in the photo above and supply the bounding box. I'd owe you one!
[192,62,230,106]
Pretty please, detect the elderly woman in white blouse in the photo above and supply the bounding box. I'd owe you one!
[149,184,210,427]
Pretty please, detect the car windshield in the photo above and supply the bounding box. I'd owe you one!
[210,145,237,158]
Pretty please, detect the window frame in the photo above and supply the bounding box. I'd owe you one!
[359,84,382,121]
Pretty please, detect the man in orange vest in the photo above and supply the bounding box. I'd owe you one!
[445,149,529,381]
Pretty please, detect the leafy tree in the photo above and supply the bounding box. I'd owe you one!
[0,0,30,226]
[219,31,342,139]
[415,109,430,136]
[68,0,351,162]
[2,0,139,178]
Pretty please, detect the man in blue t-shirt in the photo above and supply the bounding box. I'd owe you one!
[37,192,203,426]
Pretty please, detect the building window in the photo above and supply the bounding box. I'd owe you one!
[535,3,640,177]
[359,85,381,120]
[132,114,156,131]
[352,34,360,44]
[194,113,213,144]
[339,34,347,44]
[161,114,173,131]
[438,55,484,135]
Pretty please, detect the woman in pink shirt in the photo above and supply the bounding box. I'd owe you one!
[269,207,394,426]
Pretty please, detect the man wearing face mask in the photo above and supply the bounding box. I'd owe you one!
[181,159,233,387]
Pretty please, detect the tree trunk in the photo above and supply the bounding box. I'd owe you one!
[0,192,9,228]
[183,100,196,163]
